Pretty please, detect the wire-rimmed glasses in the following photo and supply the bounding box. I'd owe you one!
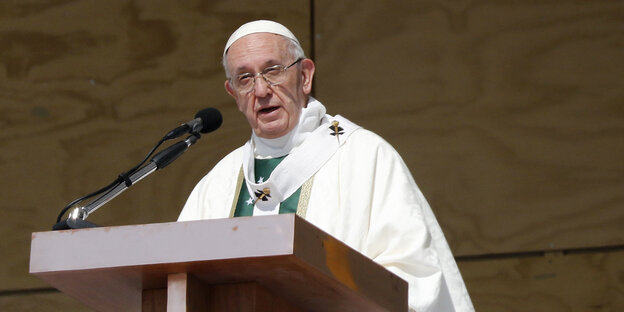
[230,58,303,93]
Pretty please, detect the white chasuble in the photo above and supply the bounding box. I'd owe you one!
[179,99,475,312]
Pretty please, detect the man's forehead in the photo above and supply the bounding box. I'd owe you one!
[226,34,289,71]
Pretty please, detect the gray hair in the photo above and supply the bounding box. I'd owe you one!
[223,36,306,79]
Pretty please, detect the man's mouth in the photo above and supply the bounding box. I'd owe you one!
[259,106,279,114]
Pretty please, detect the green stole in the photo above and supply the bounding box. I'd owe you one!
[233,156,301,217]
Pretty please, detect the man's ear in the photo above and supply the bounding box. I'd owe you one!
[224,79,236,98]
[300,58,315,95]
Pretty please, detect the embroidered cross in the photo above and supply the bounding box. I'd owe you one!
[329,121,344,136]
[254,188,271,203]
[257,176,264,183]
[329,120,344,143]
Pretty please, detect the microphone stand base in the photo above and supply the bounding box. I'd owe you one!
[52,219,99,231]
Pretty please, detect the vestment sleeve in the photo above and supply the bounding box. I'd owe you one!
[177,147,245,221]
[359,134,472,311]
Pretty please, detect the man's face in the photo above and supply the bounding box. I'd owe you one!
[224,33,315,139]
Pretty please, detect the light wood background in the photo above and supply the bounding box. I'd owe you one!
[1,0,622,311]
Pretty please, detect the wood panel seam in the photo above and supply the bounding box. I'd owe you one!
[455,244,624,262]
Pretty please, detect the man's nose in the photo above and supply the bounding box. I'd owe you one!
[253,75,271,97]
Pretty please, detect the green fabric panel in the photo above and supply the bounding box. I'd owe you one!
[234,182,253,217]
[234,156,301,217]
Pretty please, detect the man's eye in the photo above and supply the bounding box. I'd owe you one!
[237,74,253,84]
[263,66,282,77]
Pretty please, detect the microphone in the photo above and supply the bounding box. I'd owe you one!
[53,108,223,230]
[164,108,223,140]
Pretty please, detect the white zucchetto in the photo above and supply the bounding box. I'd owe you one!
[224,20,301,56]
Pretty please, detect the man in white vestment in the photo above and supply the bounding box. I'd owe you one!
[178,20,474,312]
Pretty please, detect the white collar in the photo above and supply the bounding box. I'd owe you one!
[243,114,360,215]
[241,99,361,216]
[252,97,326,158]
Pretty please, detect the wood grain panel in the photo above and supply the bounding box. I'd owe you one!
[0,290,90,312]
[458,250,624,312]
[0,0,310,291]
[314,0,624,255]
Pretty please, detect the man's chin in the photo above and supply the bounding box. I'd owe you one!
[255,124,290,139]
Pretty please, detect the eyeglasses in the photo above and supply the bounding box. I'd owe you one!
[230,58,303,93]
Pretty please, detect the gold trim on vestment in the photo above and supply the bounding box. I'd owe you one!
[296,176,314,219]
[229,166,245,218]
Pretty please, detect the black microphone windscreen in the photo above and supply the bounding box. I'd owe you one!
[195,108,223,133]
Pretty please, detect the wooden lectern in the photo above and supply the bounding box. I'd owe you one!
[30,214,407,311]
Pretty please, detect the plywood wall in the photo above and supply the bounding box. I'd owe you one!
[0,0,311,309]
[312,1,624,311]
[314,0,624,256]
[1,0,622,310]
